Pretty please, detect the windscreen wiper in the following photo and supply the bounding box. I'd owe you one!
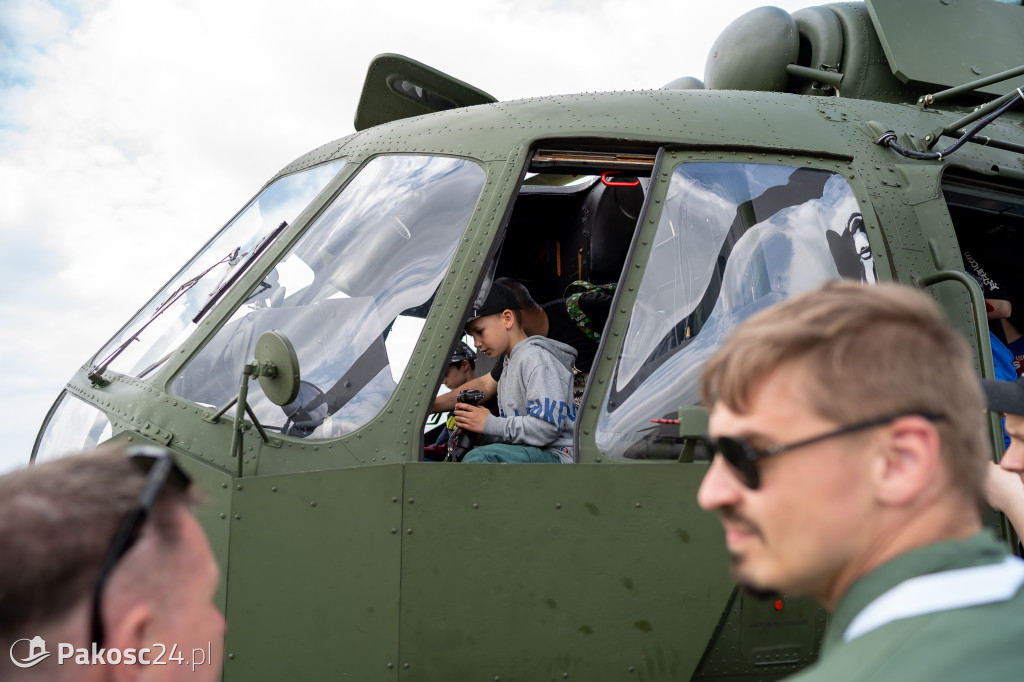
[191,221,288,324]
[89,221,289,384]
[88,247,240,383]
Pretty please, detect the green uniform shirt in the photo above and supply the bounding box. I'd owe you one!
[788,532,1024,681]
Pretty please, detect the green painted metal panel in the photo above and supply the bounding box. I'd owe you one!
[103,432,235,615]
[397,462,732,681]
[180,454,234,615]
[867,0,1024,96]
[691,590,826,679]
[222,465,404,681]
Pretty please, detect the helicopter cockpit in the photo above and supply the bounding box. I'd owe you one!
[169,147,653,445]
[158,145,876,456]
[37,139,884,466]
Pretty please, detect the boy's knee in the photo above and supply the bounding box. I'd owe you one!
[462,447,499,463]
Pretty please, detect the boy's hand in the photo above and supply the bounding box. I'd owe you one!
[454,402,489,433]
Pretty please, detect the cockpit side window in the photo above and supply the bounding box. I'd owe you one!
[173,155,487,439]
[596,162,866,459]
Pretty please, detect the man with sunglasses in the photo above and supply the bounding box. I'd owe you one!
[697,280,1024,681]
[0,444,224,681]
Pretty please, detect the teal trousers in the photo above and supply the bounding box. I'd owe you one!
[462,444,560,463]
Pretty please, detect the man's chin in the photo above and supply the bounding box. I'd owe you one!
[736,580,781,601]
[729,558,781,601]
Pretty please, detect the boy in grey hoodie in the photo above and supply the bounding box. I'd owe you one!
[454,283,578,463]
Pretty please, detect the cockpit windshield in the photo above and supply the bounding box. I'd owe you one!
[172,154,487,439]
[91,160,345,378]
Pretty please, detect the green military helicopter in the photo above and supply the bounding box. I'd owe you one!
[33,0,1024,679]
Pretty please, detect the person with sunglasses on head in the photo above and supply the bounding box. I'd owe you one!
[697,280,1024,682]
[0,444,224,681]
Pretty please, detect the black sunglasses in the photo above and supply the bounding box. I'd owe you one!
[707,411,943,490]
[90,446,191,648]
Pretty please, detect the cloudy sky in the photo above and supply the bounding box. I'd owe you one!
[0,0,812,473]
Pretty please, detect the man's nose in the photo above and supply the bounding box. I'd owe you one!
[697,454,746,511]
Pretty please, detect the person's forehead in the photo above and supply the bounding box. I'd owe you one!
[1005,412,1024,432]
[466,315,497,333]
[709,366,817,436]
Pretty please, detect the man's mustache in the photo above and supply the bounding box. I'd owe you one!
[719,507,764,540]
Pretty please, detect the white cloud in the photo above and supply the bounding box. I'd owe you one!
[0,0,812,473]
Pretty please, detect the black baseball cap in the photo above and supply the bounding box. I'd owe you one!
[449,342,476,365]
[982,376,1024,415]
[467,283,521,322]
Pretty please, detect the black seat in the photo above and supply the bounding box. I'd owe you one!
[563,180,644,288]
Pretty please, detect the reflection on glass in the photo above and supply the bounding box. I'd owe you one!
[173,155,486,440]
[93,160,345,378]
[34,393,113,463]
[596,163,867,459]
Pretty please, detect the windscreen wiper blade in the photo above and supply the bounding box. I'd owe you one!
[191,221,288,324]
[88,246,240,383]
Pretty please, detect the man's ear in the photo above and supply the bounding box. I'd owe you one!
[107,602,153,682]
[871,415,942,506]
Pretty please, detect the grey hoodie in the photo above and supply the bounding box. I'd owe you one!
[481,336,578,463]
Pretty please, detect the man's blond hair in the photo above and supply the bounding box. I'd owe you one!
[701,280,988,502]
